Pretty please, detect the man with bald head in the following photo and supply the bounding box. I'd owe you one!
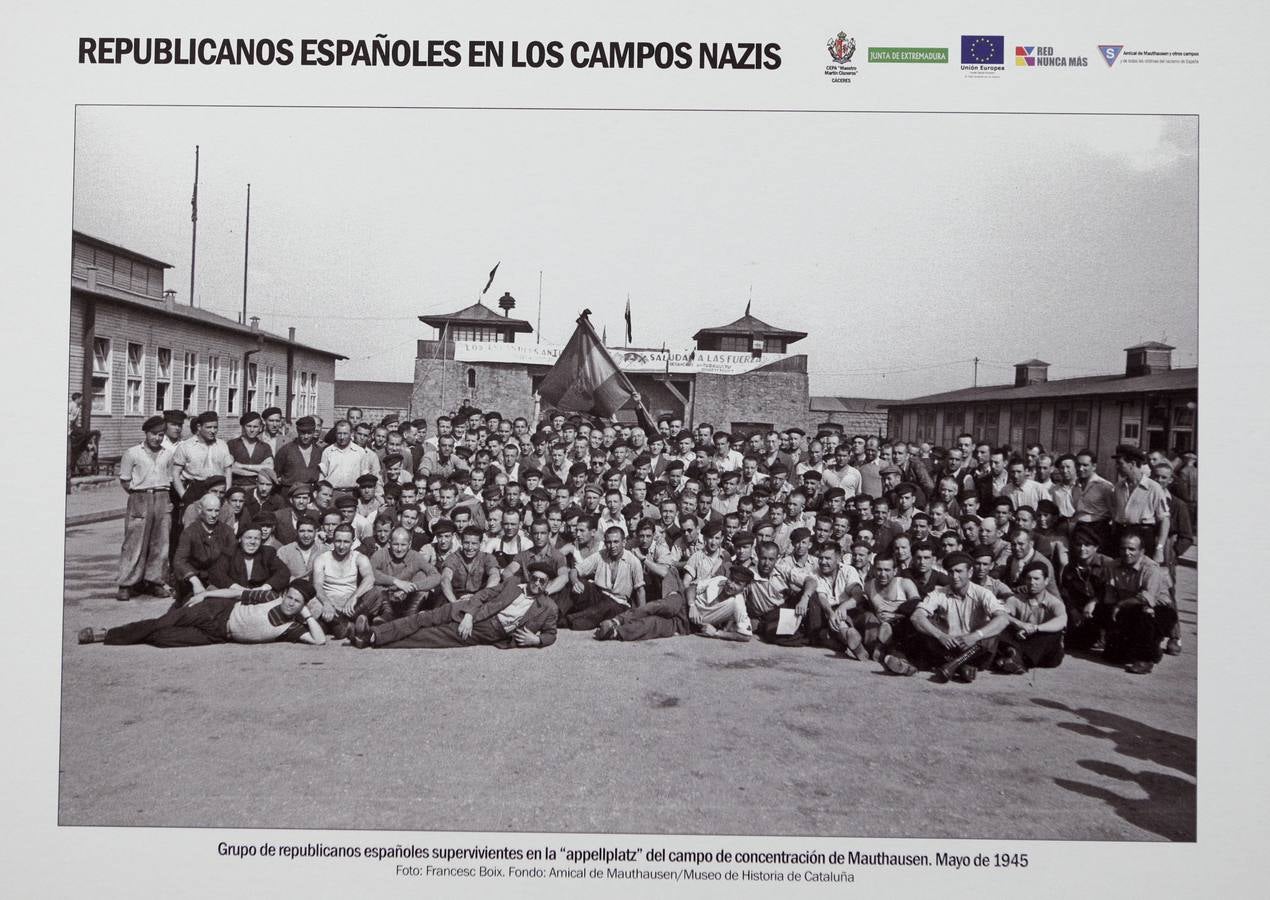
[368,527,442,621]
[171,492,237,605]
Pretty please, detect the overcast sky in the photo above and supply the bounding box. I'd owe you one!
[72,107,1196,398]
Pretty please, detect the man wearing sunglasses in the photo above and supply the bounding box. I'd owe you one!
[351,561,557,650]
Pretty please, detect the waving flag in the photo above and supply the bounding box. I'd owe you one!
[482,261,500,295]
[538,310,650,420]
[624,295,633,345]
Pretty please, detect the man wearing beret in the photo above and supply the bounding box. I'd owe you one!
[888,551,1012,682]
[116,415,176,601]
[273,415,323,488]
[160,409,187,451]
[171,410,234,510]
[260,406,288,456]
[226,411,274,489]
[351,561,557,650]
[79,579,327,647]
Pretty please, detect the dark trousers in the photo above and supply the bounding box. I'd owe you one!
[370,587,424,624]
[558,582,630,631]
[372,604,506,649]
[104,596,235,647]
[903,628,999,672]
[998,630,1065,669]
[613,591,691,641]
[642,567,684,604]
[751,606,810,647]
[1105,604,1178,664]
[804,600,857,649]
[1064,601,1115,651]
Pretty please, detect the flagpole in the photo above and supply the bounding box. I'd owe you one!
[536,269,542,345]
[189,145,199,306]
[241,183,251,323]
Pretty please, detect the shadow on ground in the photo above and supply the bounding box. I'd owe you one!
[1035,698,1196,841]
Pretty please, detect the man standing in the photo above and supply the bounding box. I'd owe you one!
[171,411,234,510]
[259,406,288,456]
[1112,444,1170,564]
[1072,449,1116,552]
[116,415,175,601]
[1005,457,1049,513]
[319,419,376,496]
[273,415,322,488]
[227,411,273,488]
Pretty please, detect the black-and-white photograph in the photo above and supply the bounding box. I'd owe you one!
[61,106,1197,841]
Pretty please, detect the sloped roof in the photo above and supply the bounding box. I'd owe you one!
[419,300,533,333]
[1015,358,1050,367]
[74,230,173,269]
[71,275,346,359]
[883,367,1197,408]
[809,396,892,414]
[335,380,413,407]
[692,313,807,343]
[1125,341,1176,351]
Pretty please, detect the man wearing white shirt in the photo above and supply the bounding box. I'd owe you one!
[821,444,863,496]
[1005,457,1050,513]
[319,419,376,494]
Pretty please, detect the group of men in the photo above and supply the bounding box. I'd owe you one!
[83,404,1196,680]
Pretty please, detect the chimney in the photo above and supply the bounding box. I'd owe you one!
[288,326,296,342]
[1124,342,1174,377]
[163,289,177,311]
[86,265,98,292]
[249,316,260,332]
[1014,359,1050,387]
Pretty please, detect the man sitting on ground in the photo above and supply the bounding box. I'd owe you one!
[994,561,1067,674]
[882,551,1012,683]
[351,562,556,650]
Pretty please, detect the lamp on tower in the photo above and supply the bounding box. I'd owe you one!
[498,291,517,317]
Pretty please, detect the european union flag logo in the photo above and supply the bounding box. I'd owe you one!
[961,35,1004,65]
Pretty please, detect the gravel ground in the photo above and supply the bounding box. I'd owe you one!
[59,519,1197,841]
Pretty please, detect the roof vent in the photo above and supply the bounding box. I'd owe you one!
[1014,359,1050,387]
[1124,342,1174,377]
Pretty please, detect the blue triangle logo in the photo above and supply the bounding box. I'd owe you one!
[1098,44,1124,67]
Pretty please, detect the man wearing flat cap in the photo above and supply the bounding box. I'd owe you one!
[78,579,327,648]
[273,415,323,488]
[226,411,274,489]
[116,415,176,601]
[243,467,285,522]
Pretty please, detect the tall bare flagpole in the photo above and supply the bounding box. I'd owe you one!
[241,184,251,323]
[189,145,199,306]
[536,270,543,344]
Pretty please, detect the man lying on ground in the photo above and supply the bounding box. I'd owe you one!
[78,579,326,647]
